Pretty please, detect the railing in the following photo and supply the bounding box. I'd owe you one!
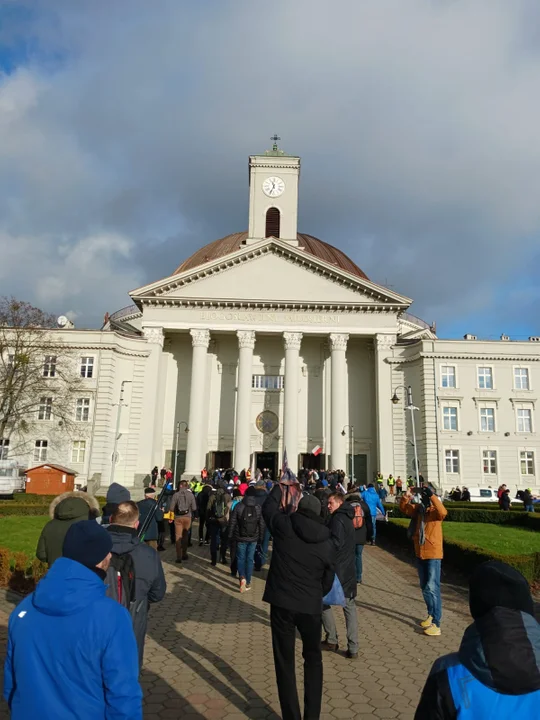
[400,312,434,332]
[109,304,140,322]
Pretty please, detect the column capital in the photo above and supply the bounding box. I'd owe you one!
[283,332,303,350]
[237,330,256,350]
[142,326,164,347]
[190,329,211,348]
[329,333,349,352]
[375,333,397,351]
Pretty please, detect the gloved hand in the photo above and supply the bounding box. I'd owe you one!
[421,487,433,499]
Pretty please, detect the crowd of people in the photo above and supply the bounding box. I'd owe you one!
[2,467,539,719]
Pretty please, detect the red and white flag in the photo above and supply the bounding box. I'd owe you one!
[311,445,322,456]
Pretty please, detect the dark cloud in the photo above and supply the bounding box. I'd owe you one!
[1,0,540,333]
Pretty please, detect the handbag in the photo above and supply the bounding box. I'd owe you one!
[322,574,346,607]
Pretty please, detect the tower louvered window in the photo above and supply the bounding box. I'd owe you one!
[265,207,280,238]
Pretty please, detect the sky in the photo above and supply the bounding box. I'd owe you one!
[1,0,540,339]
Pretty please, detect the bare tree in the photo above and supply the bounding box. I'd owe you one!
[0,297,86,461]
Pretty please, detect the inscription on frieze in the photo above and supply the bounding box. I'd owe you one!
[200,310,340,325]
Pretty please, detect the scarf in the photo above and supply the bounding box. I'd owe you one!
[407,504,426,545]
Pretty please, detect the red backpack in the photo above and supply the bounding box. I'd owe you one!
[351,502,364,529]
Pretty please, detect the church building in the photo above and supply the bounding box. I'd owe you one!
[7,143,540,495]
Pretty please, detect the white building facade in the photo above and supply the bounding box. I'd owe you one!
[4,146,540,495]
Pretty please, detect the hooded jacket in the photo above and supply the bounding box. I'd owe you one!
[344,493,374,545]
[399,493,447,560]
[107,525,166,669]
[327,502,357,599]
[228,492,264,543]
[361,486,386,517]
[415,607,540,719]
[36,491,100,567]
[262,485,335,615]
[3,558,142,720]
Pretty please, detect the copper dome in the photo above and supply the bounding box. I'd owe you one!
[173,232,369,280]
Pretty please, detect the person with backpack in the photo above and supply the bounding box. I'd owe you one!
[345,491,373,583]
[3,521,142,719]
[361,483,387,545]
[170,480,197,563]
[196,483,213,546]
[228,486,264,593]
[322,493,359,659]
[206,486,232,566]
[107,502,166,669]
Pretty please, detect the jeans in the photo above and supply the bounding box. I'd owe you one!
[209,523,228,564]
[371,515,377,541]
[417,558,442,626]
[255,526,271,570]
[322,597,358,654]
[525,504,534,512]
[355,544,364,582]
[236,541,256,584]
[270,605,323,720]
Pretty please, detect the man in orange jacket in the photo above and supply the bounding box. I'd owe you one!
[399,485,447,637]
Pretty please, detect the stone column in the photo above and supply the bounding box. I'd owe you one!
[375,334,396,478]
[184,329,211,477]
[283,332,302,473]
[330,333,349,472]
[234,330,256,471]
[138,326,166,484]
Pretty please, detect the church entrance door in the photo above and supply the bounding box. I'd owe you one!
[211,451,232,470]
[256,452,278,481]
[300,453,326,471]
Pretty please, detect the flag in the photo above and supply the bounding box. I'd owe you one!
[280,448,296,482]
[311,445,322,456]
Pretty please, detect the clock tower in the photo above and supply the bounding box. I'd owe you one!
[247,137,301,245]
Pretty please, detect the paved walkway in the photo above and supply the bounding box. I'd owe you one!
[0,532,472,719]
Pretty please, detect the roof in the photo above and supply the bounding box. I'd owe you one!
[25,463,77,475]
[173,232,369,280]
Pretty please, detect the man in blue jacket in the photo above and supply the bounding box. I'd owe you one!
[361,483,386,544]
[3,520,142,720]
[415,561,540,718]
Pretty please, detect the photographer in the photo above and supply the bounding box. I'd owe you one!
[399,485,447,637]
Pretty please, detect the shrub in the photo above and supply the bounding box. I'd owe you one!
[0,548,47,595]
[0,493,106,506]
[0,505,51,516]
[386,505,540,530]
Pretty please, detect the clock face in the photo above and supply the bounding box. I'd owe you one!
[262,176,285,198]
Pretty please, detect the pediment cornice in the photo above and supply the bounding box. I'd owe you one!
[136,296,405,313]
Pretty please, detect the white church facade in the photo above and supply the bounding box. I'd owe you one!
[6,145,540,495]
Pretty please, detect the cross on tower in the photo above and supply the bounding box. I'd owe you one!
[271,134,281,151]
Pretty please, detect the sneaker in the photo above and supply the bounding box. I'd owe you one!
[346,650,358,659]
[424,624,441,637]
[239,578,247,593]
[419,615,433,628]
[245,584,252,592]
[198,540,203,547]
[204,540,210,545]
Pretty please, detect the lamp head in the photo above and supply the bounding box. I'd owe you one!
[341,430,346,437]
[391,392,400,405]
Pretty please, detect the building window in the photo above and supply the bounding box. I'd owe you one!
[75,398,91,422]
[477,367,493,389]
[0,439,8,460]
[520,451,535,475]
[43,355,57,378]
[445,449,459,474]
[34,440,48,461]
[441,366,456,388]
[517,408,532,433]
[442,407,458,431]
[7,354,14,369]
[265,207,281,238]
[80,357,94,378]
[252,374,284,390]
[514,367,530,390]
[482,450,497,474]
[480,407,495,432]
[71,440,86,464]
[37,397,53,421]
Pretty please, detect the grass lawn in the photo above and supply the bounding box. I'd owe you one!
[0,516,49,556]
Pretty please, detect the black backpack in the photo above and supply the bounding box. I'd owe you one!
[213,492,226,520]
[239,504,258,537]
[105,552,136,615]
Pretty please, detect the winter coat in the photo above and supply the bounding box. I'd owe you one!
[36,492,100,567]
[314,487,331,519]
[262,485,335,615]
[399,494,447,560]
[137,498,164,542]
[239,482,249,496]
[102,482,131,525]
[206,490,232,527]
[327,502,357,599]
[197,485,213,518]
[228,494,264,543]
[500,492,511,511]
[3,558,142,720]
[415,607,540,719]
[107,525,166,669]
[361,486,386,517]
[345,494,374,545]
[170,487,197,517]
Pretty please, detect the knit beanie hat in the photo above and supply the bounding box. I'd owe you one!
[106,482,131,504]
[469,560,534,620]
[298,494,321,516]
[63,520,113,569]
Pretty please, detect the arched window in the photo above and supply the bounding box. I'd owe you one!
[265,207,281,238]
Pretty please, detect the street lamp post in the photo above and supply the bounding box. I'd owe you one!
[172,421,189,485]
[341,424,355,483]
[391,385,420,484]
[110,380,132,486]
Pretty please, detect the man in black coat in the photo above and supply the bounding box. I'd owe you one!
[263,485,335,720]
[137,487,164,550]
[322,492,358,659]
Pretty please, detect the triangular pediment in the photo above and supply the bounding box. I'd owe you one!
[130,238,411,309]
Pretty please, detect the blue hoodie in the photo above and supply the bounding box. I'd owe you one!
[3,558,142,720]
[361,486,386,517]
